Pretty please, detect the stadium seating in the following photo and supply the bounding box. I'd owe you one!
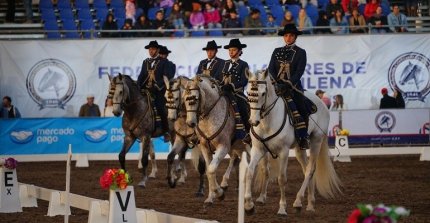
[59,8,75,21]
[62,20,80,39]
[44,20,61,39]
[286,4,300,20]
[56,1,72,10]
[96,8,109,23]
[208,30,224,36]
[113,7,126,19]
[77,8,93,21]
[39,0,54,10]
[80,19,96,38]
[148,7,161,20]
[248,0,264,7]
[238,5,250,24]
[190,30,206,37]
[306,4,319,26]
[40,8,57,21]
[74,0,90,9]
[266,0,281,6]
[270,5,284,26]
[110,0,125,9]
[93,0,108,10]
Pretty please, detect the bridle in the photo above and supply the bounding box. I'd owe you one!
[111,78,140,110]
[248,80,279,120]
[166,80,182,115]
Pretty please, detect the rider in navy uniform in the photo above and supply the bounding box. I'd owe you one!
[137,40,174,141]
[158,45,176,78]
[221,38,251,145]
[197,40,225,81]
[268,24,309,150]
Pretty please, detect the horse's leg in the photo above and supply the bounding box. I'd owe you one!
[138,135,151,188]
[244,147,265,215]
[196,155,206,197]
[149,140,157,178]
[293,138,321,212]
[256,154,269,204]
[200,145,216,204]
[166,137,186,188]
[293,147,308,212]
[220,152,237,191]
[177,145,188,184]
[276,149,289,216]
[207,144,229,202]
[118,135,136,171]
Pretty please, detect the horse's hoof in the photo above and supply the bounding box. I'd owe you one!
[195,191,205,197]
[138,181,146,188]
[245,207,255,215]
[217,191,225,201]
[256,198,266,205]
[203,201,213,208]
[294,207,302,214]
[168,179,177,188]
[220,186,228,192]
[149,174,156,179]
[177,178,186,184]
[277,211,288,216]
[306,206,315,212]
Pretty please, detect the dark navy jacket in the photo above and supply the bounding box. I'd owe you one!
[137,57,172,91]
[197,57,225,81]
[268,45,307,90]
[221,59,249,92]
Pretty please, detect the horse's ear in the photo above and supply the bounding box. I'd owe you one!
[163,75,170,89]
[118,73,122,80]
[262,69,269,79]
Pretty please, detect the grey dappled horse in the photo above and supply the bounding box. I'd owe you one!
[109,74,173,188]
[163,76,206,197]
[244,70,342,216]
[183,75,249,205]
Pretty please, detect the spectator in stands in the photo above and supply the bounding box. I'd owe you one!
[331,94,347,111]
[160,0,174,8]
[221,0,237,19]
[79,95,101,117]
[296,8,313,34]
[300,0,317,8]
[169,3,186,29]
[379,87,397,109]
[349,8,367,33]
[190,4,205,30]
[23,0,33,23]
[244,8,264,35]
[265,13,278,35]
[125,0,137,24]
[134,14,152,37]
[121,19,135,37]
[5,0,15,23]
[326,0,344,19]
[204,3,223,29]
[151,10,172,37]
[315,90,331,109]
[102,97,115,117]
[101,14,119,38]
[341,0,359,15]
[330,9,349,34]
[405,0,419,17]
[394,88,405,108]
[177,0,193,23]
[136,0,153,17]
[369,6,389,33]
[387,4,408,33]
[223,9,243,36]
[0,96,21,118]
[315,10,332,34]
[364,0,380,21]
[281,11,295,27]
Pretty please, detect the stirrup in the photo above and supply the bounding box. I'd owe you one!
[299,137,310,150]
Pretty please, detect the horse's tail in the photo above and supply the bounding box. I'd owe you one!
[315,135,342,199]
[191,147,202,172]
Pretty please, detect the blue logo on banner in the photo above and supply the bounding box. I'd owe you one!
[26,59,77,109]
[10,129,34,144]
[375,111,396,132]
[388,52,430,102]
[84,129,108,143]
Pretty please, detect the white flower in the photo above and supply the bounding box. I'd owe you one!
[394,207,410,216]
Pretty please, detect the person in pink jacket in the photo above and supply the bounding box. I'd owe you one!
[189,5,205,29]
[203,3,222,29]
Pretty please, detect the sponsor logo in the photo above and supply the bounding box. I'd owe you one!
[375,111,396,132]
[26,59,76,109]
[84,129,108,143]
[388,52,430,102]
[10,129,34,144]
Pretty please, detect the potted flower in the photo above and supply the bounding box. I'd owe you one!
[337,128,350,136]
[0,157,18,170]
[348,203,410,223]
[99,168,132,190]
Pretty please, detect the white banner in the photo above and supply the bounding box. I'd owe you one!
[1,34,430,117]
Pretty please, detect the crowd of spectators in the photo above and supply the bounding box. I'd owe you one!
[95,0,413,37]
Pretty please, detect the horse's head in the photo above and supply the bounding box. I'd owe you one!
[164,76,190,121]
[110,73,130,117]
[246,69,274,126]
[183,76,202,127]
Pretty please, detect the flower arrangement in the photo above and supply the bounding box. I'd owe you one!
[99,168,132,190]
[0,157,18,170]
[348,204,410,223]
[337,128,350,136]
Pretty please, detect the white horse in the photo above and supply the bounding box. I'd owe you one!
[244,70,342,216]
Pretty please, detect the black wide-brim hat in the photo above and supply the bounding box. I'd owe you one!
[145,40,160,49]
[202,40,222,50]
[159,45,171,54]
[223,38,247,49]
[278,24,302,36]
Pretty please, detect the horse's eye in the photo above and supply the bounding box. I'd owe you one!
[262,93,266,97]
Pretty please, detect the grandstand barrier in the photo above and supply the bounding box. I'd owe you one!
[19,184,38,207]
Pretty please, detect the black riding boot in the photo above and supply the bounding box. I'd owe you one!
[293,91,310,150]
